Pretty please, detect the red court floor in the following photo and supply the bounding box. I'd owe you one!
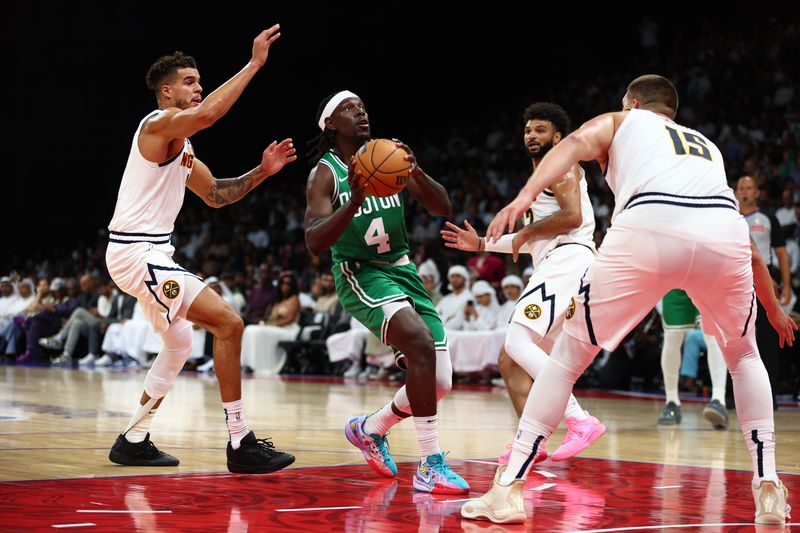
[0,456,796,532]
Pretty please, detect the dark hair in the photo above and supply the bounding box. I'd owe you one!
[523,102,571,136]
[277,273,299,300]
[306,91,340,165]
[145,51,197,92]
[626,75,678,118]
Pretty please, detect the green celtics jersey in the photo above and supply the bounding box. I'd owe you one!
[321,150,410,263]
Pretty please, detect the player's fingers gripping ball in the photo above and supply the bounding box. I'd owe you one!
[353,138,412,197]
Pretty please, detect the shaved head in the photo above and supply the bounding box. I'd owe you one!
[624,75,679,119]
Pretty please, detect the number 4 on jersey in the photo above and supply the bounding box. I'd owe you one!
[364,217,391,253]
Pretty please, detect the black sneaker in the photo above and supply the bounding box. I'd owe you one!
[109,433,179,466]
[227,431,295,474]
[657,401,682,425]
[702,399,729,429]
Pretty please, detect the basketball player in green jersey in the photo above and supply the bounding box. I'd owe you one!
[304,91,469,494]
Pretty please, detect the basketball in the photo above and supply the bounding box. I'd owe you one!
[353,138,412,197]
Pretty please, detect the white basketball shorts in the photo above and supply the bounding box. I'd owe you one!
[510,243,596,346]
[563,204,754,350]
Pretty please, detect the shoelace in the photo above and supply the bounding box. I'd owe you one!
[254,438,280,456]
[368,433,392,463]
[140,439,163,459]
[427,452,460,481]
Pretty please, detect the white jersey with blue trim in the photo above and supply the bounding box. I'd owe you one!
[522,166,596,266]
[108,110,195,236]
[607,109,735,221]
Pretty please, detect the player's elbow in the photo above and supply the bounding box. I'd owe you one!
[305,233,322,257]
[563,131,595,160]
[193,104,224,129]
[564,208,582,229]
[429,202,452,219]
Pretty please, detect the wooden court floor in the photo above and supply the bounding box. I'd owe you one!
[0,365,798,531]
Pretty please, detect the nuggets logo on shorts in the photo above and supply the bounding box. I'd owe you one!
[524,304,542,320]
[162,280,180,300]
[566,297,576,320]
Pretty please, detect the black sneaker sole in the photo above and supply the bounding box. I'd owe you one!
[227,453,295,474]
[109,449,180,466]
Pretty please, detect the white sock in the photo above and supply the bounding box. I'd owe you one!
[223,399,250,450]
[413,415,440,460]
[501,332,601,485]
[363,402,405,436]
[743,426,778,484]
[125,409,156,443]
[564,396,587,420]
[501,415,547,484]
[661,329,687,405]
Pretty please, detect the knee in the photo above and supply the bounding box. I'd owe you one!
[163,324,193,353]
[436,350,453,398]
[407,330,436,369]
[498,348,517,377]
[551,333,600,375]
[143,367,173,399]
[216,310,244,340]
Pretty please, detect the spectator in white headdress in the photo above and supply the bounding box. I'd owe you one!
[435,265,471,329]
[417,259,443,306]
[498,275,524,321]
[461,280,502,331]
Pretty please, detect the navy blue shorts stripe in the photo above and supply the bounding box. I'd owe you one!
[742,287,756,337]
[110,230,172,237]
[626,199,737,211]
[624,191,737,209]
[109,238,171,245]
[578,269,597,346]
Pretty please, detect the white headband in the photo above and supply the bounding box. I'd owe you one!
[318,90,359,130]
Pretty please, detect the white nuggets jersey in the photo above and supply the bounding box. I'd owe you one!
[607,109,735,221]
[108,110,195,236]
[523,166,596,266]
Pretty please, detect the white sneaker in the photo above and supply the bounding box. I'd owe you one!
[50,353,72,366]
[358,366,374,379]
[78,353,96,366]
[343,363,362,378]
[369,367,389,380]
[197,359,215,372]
[461,465,526,524]
[752,479,791,525]
[491,377,507,388]
[94,354,114,367]
[39,335,64,350]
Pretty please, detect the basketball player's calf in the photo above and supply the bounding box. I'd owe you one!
[111,286,294,473]
[347,306,468,493]
[109,319,193,467]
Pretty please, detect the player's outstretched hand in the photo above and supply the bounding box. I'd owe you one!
[767,306,797,348]
[486,197,529,242]
[261,138,296,176]
[252,24,282,67]
[441,220,480,252]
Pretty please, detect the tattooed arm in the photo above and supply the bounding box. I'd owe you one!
[187,139,297,208]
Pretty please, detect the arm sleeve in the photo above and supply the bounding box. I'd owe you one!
[484,233,531,254]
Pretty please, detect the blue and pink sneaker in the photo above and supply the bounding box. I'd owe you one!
[413,452,470,495]
[345,415,397,478]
